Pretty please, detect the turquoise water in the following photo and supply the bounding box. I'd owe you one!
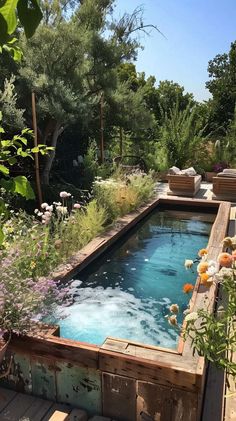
[55,210,212,348]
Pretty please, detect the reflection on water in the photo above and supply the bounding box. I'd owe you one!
[54,210,212,348]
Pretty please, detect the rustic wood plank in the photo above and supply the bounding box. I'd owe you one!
[102,337,179,355]
[31,356,57,401]
[102,373,136,421]
[55,361,102,414]
[201,364,225,421]
[42,403,72,421]
[48,410,70,421]
[22,398,54,421]
[0,388,17,412]
[9,334,99,369]
[0,393,36,420]
[137,380,198,421]
[99,349,198,391]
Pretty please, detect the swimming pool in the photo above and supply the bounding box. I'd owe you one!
[54,208,213,348]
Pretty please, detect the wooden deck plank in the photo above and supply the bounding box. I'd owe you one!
[0,388,17,412]
[41,403,72,421]
[0,393,36,420]
[22,397,54,421]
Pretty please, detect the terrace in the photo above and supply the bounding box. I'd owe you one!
[0,180,235,421]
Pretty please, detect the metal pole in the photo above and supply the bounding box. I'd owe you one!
[32,92,43,207]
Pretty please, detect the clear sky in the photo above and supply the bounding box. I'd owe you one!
[113,0,236,102]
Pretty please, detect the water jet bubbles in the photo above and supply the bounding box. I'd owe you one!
[131,267,136,271]
[144,258,149,262]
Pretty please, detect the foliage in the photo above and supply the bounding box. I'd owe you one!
[0,250,70,337]
[93,171,155,222]
[0,76,25,133]
[206,41,236,130]
[0,110,51,244]
[0,0,42,60]
[167,243,236,377]
[159,102,209,168]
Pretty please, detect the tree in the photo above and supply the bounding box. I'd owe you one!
[206,41,236,130]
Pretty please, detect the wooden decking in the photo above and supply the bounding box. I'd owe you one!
[0,387,83,421]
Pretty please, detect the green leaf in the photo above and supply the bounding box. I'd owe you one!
[31,146,39,153]
[0,178,15,192]
[17,0,42,38]
[13,175,35,199]
[0,0,18,35]
[0,226,4,246]
[0,164,9,175]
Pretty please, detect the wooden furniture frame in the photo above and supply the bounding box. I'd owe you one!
[212,176,236,201]
[1,198,230,421]
[167,174,202,197]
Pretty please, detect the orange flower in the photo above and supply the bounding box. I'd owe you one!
[198,248,208,257]
[197,262,209,273]
[183,283,194,294]
[218,252,233,268]
[200,273,210,285]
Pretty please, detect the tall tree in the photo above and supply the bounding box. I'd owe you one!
[206,41,236,130]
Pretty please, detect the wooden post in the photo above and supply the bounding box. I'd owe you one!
[100,92,104,164]
[32,92,43,207]
[119,127,123,157]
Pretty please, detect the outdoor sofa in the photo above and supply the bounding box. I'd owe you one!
[212,169,236,201]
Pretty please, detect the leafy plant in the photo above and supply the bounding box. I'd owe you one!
[0,111,51,244]
[159,102,209,168]
[167,243,236,377]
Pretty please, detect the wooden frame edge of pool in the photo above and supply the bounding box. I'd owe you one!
[3,197,231,421]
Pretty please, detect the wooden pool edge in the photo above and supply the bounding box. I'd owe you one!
[1,197,231,421]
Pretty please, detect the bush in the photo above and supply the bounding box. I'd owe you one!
[93,171,155,222]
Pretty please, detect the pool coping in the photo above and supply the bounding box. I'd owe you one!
[8,196,231,392]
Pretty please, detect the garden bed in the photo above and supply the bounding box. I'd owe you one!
[1,197,230,421]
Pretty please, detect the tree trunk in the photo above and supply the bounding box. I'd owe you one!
[41,121,63,186]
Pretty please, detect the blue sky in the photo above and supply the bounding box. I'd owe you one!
[113,0,236,102]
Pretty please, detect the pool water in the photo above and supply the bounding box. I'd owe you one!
[54,210,213,348]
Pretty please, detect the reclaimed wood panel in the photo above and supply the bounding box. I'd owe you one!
[9,335,99,369]
[31,356,57,401]
[56,361,102,415]
[99,349,198,391]
[102,373,136,421]
[137,381,198,421]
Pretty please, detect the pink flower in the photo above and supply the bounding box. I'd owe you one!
[74,203,81,209]
[60,191,71,198]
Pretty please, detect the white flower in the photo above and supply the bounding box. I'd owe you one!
[60,191,71,198]
[56,206,68,215]
[41,202,48,209]
[34,209,39,214]
[46,205,53,212]
[206,265,218,277]
[53,201,62,206]
[184,259,193,269]
[185,312,198,322]
[37,211,43,217]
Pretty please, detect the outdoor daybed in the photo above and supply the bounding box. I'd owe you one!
[212,169,236,201]
[167,167,202,197]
